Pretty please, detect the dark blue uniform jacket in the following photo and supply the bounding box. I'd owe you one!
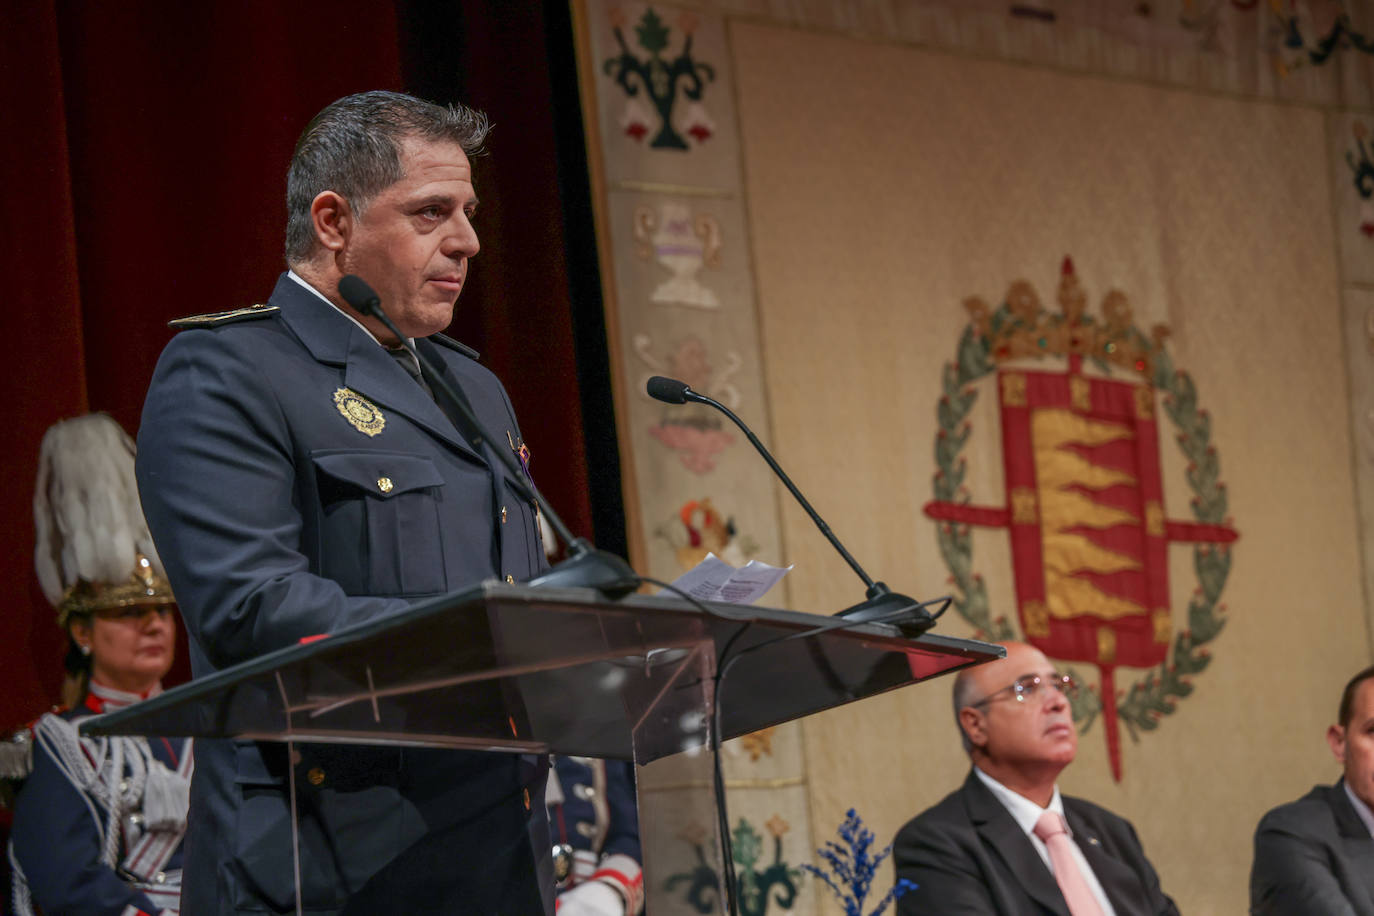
[136,274,552,915]
[10,697,187,916]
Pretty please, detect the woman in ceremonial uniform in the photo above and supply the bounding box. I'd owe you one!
[547,755,645,916]
[8,414,191,916]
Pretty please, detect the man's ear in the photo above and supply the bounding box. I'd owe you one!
[1328,723,1348,764]
[960,706,987,750]
[310,190,352,254]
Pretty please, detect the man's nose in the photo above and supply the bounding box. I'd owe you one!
[1044,683,1069,710]
[444,215,480,260]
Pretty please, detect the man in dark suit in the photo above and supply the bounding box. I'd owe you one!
[894,641,1177,915]
[1250,664,1374,915]
[136,91,552,915]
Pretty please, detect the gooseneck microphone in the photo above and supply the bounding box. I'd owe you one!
[646,374,935,634]
[645,375,692,404]
[339,274,638,596]
[337,274,382,314]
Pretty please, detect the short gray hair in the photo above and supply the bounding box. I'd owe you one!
[953,671,980,754]
[284,90,490,264]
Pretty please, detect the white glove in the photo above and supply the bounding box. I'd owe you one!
[556,879,625,916]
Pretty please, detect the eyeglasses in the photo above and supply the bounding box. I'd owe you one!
[968,672,1078,707]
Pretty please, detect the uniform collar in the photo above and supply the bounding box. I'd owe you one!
[83,680,161,714]
[270,273,482,461]
[285,270,420,373]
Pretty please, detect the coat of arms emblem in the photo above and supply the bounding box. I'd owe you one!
[923,259,1239,779]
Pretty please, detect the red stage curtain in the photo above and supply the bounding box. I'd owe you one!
[0,1,595,732]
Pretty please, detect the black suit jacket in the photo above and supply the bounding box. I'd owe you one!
[894,771,1178,915]
[1250,781,1374,915]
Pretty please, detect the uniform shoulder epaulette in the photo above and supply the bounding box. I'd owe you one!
[0,725,36,781]
[168,303,280,330]
[431,333,480,361]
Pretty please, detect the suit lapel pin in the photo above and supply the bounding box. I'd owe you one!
[334,388,386,437]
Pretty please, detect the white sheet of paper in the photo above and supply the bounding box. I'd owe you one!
[663,552,792,605]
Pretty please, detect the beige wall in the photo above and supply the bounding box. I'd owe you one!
[731,20,1367,914]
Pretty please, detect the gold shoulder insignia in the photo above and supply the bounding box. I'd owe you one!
[168,304,280,330]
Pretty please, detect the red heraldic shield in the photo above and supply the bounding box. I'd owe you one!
[924,262,1240,781]
[999,360,1169,778]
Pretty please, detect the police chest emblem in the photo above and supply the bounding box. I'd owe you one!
[333,388,385,437]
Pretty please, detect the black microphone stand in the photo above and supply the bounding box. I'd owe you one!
[339,276,638,597]
[649,377,935,634]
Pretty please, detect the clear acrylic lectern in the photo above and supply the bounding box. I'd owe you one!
[82,582,1001,914]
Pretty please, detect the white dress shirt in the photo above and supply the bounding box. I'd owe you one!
[974,767,1118,916]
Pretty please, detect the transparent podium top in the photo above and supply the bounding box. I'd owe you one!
[82,582,1001,764]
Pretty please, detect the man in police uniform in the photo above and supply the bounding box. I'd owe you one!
[136,91,551,914]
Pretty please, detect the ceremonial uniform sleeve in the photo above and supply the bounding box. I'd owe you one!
[136,330,409,668]
[601,761,641,861]
[1250,812,1359,916]
[10,739,163,916]
[590,760,644,914]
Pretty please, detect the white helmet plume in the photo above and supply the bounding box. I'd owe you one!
[33,413,164,611]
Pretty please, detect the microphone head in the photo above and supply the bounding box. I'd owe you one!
[338,275,381,315]
[647,376,691,404]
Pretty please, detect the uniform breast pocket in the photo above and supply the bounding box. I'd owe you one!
[311,450,448,597]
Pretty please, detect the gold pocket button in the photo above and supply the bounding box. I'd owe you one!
[307,767,326,786]
[377,477,393,494]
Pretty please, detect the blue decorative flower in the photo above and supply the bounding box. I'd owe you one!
[800,809,916,916]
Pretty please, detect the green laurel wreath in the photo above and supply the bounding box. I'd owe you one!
[933,300,1231,739]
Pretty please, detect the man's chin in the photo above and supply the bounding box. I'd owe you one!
[398,304,458,339]
[1043,731,1078,761]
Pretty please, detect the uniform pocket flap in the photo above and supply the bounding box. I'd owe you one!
[311,450,445,499]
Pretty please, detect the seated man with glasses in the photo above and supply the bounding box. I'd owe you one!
[893,641,1178,915]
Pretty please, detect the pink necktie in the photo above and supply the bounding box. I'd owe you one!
[1033,810,1106,916]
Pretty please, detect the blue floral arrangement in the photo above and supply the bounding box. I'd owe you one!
[800,809,916,916]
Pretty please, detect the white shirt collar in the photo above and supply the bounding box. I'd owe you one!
[1343,779,1374,838]
[973,766,1118,916]
[973,765,1067,835]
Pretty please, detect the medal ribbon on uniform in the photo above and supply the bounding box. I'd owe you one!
[506,430,533,482]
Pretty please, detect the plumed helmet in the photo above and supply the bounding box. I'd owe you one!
[32,413,173,628]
